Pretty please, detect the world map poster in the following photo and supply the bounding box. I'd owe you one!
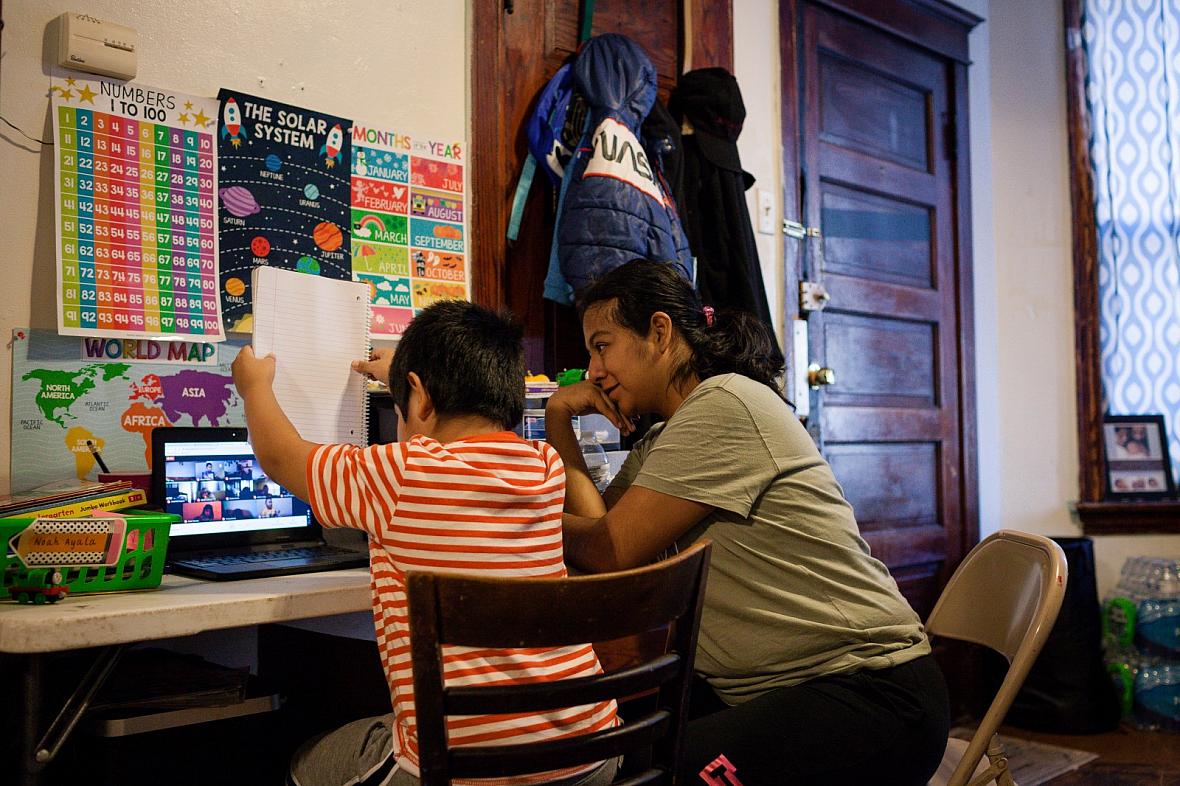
[10,329,244,492]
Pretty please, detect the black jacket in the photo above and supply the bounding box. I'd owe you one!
[670,69,778,346]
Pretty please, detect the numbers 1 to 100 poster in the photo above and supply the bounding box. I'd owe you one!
[52,78,225,341]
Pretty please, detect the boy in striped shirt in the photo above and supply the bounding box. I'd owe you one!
[232,300,619,786]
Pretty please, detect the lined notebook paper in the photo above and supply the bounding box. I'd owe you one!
[252,267,370,446]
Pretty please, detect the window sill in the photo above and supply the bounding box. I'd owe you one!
[1073,501,1180,534]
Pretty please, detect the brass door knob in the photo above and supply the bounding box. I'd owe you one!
[807,364,836,388]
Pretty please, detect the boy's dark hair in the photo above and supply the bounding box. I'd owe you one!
[575,259,786,399]
[388,300,526,430]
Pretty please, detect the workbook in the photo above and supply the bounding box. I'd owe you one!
[251,267,370,446]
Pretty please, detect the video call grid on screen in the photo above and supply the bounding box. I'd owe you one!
[162,440,310,537]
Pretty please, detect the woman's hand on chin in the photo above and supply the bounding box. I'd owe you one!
[546,380,635,435]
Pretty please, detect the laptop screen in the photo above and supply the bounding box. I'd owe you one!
[152,427,321,553]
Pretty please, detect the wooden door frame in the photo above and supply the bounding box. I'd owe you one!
[469,0,734,314]
[781,0,981,579]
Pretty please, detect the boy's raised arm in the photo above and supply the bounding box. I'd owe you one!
[232,346,317,501]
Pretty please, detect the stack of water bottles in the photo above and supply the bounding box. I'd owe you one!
[521,379,561,441]
[1102,556,1180,730]
[517,372,615,492]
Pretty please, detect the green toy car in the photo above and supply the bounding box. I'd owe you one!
[7,568,69,605]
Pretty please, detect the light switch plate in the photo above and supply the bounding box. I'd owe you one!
[756,189,775,235]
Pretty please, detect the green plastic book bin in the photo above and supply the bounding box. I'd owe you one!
[1,511,176,601]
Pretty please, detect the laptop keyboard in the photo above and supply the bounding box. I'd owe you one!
[183,546,359,567]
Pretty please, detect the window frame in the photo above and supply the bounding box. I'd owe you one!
[1063,0,1180,533]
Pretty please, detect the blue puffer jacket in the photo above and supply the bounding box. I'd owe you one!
[555,34,693,294]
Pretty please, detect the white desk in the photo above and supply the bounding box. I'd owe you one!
[0,569,371,653]
[1,568,372,785]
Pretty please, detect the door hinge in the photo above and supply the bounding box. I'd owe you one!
[783,219,822,240]
[799,281,830,312]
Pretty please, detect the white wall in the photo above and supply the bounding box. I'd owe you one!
[948,0,1001,545]
[734,2,784,340]
[0,0,466,494]
[989,0,1180,593]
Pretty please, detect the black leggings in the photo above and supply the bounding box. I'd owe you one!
[679,655,949,786]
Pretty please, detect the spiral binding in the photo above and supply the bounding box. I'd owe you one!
[355,291,371,447]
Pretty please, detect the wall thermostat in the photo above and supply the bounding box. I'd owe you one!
[56,13,138,81]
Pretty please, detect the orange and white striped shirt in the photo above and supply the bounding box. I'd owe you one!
[307,432,618,784]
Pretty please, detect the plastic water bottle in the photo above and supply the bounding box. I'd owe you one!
[1134,662,1180,730]
[580,430,612,491]
[1137,598,1180,657]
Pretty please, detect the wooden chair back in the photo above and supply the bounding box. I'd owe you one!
[408,541,712,785]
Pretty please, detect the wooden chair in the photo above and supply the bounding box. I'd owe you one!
[926,531,1068,786]
[407,541,712,786]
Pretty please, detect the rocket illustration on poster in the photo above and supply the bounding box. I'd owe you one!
[216,89,352,332]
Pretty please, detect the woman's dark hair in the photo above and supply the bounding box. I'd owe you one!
[575,259,786,398]
[388,299,526,430]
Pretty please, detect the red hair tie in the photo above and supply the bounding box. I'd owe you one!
[702,305,715,327]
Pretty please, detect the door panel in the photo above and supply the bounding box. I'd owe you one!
[801,2,963,615]
[818,55,931,170]
[822,313,937,407]
[827,443,939,525]
[817,147,940,202]
[821,186,934,286]
[824,276,942,321]
[546,0,681,96]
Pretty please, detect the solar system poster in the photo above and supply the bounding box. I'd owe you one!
[216,89,351,333]
[350,122,467,338]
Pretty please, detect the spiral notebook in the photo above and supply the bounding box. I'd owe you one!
[251,267,370,446]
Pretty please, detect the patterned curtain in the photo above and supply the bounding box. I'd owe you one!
[1084,0,1180,478]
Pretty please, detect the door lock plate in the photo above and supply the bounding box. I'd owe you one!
[800,281,830,312]
[792,319,809,420]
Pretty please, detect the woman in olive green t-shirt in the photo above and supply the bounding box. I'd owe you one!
[547,259,948,786]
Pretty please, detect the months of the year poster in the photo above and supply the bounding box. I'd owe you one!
[349,121,467,338]
[52,78,224,341]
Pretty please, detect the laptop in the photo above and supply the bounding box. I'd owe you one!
[152,426,369,580]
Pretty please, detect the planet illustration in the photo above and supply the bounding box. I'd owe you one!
[250,236,271,257]
[295,255,321,275]
[265,154,282,172]
[313,221,343,252]
[303,183,320,201]
[220,186,260,218]
[225,278,246,297]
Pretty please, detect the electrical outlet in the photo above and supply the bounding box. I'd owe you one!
[756,189,775,235]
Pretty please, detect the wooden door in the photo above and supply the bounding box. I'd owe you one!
[794,1,978,615]
[470,1,733,375]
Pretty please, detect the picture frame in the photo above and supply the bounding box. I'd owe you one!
[1102,414,1177,499]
